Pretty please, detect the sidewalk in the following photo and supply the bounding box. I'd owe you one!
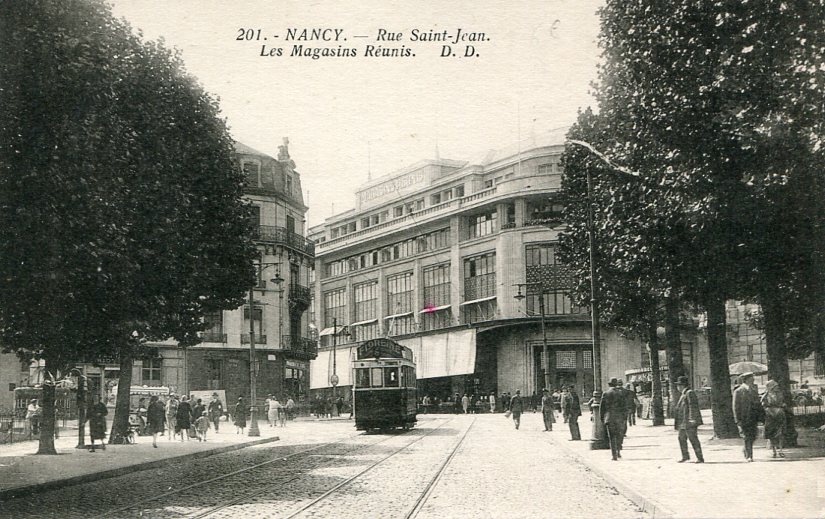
[550,410,825,518]
[0,422,281,501]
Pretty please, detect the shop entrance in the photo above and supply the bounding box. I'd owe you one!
[533,344,595,401]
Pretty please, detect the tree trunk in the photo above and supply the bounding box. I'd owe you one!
[761,288,799,447]
[705,293,739,438]
[647,320,666,426]
[109,352,133,444]
[664,296,686,418]
[36,354,58,455]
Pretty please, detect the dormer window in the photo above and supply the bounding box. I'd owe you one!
[243,162,260,187]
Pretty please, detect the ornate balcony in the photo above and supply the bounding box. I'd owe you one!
[280,335,318,360]
[288,283,311,312]
[241,334,267,344]
[253,225,315,257]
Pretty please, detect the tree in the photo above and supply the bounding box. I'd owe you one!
[558,109,666,425]
[0,0,257,453]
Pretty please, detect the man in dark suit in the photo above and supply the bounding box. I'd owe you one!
[733,372,761,461]
[561,385,582,440]
[600,377,626,460]
[674,375,704,463]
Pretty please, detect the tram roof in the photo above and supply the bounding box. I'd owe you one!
[356,338,414,361]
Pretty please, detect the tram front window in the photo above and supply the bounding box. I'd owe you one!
[384,367,399,387]
[355,368,370,388]
[371,368,384,387]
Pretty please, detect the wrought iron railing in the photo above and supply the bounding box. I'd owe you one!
[254,225,315,256]
[288,284,311,306]
[464,273,496,301]
[280,336,318,359]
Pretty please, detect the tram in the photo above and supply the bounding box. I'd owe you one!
[352,338,417,431]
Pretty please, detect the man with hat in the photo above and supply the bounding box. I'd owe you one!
[561,385,582,440]
[674,375,704,463]
[510,390,524,430]
[540,388,556,431]
[208,392,224,433]
[599,377,627,460]
[733,372,762,461]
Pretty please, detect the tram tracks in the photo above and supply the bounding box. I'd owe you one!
[98,429,390,519]
[280,416,476,519]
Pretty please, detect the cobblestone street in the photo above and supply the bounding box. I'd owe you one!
[0,414,644,519]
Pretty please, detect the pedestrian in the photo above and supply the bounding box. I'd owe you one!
[600,377,626,461]
[540,389,555,431]
[761,380,786,458]
[624,384,639,427]
[87,394,108,452]
[562,385,582,440]
[234,397,248,434]
[165,394,179,440]
[207,393,224,433]
[336,396,344,416]
[266,395,277,427]
[461,393,470,414]
[25,399,41,438]
[146,395,166,448]
[192,398,204,427]
[674,375,704,463]
[552,388,562,413]
[286,396,296,420]
[195,411,210,442]
[509,390,524,429]
[489,392,496,413]
[176,395,193,442]
[278,397,287,427]
[733,372,762,462]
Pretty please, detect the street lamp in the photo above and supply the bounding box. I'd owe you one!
[69,368,88,449]
[564,138,636,451]
[330,317,350,403]
[514,283,550,391]
[247,262,282,437]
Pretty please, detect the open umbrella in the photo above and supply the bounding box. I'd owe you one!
[728,361,769,376]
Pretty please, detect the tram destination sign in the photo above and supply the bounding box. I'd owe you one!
[356,339,413,361]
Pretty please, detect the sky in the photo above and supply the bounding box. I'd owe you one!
[109,0,604,227]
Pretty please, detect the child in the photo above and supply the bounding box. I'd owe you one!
[195,410,210,442]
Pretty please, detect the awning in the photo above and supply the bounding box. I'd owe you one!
[350,319,378,327]
[310,346,356,389]
[319,326,349,337]
[397,329,476,380]
[419,304,452,313]
[384,311,413,320]
[460,295,497,306]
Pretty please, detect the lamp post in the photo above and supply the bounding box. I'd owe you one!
[331,317,340,400]
[514,283,550,391]
[71,368,88,449]
[564,138,638,450]
[584,167,608,450]
[247,262,283,437]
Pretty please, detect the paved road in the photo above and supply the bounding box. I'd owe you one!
[1,415,645,519]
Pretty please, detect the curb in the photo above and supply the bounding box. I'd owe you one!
[0,435,279,502]
[551,435,677,519]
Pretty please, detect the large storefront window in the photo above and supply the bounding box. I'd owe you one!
[322,288,348,347]
[386,272,415,336]
[525,243,583,315]
[353,281,379,341]
[423,263,451,331]
[463,253,496,324]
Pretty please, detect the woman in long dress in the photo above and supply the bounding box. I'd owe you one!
[234,397,247,434]
[146,395,166,448]
[176,396,193,442]
[761,380,787,458]
[88,394,108,452]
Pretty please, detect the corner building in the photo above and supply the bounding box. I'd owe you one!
[70,139,316,409]
[308,130,649,403]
